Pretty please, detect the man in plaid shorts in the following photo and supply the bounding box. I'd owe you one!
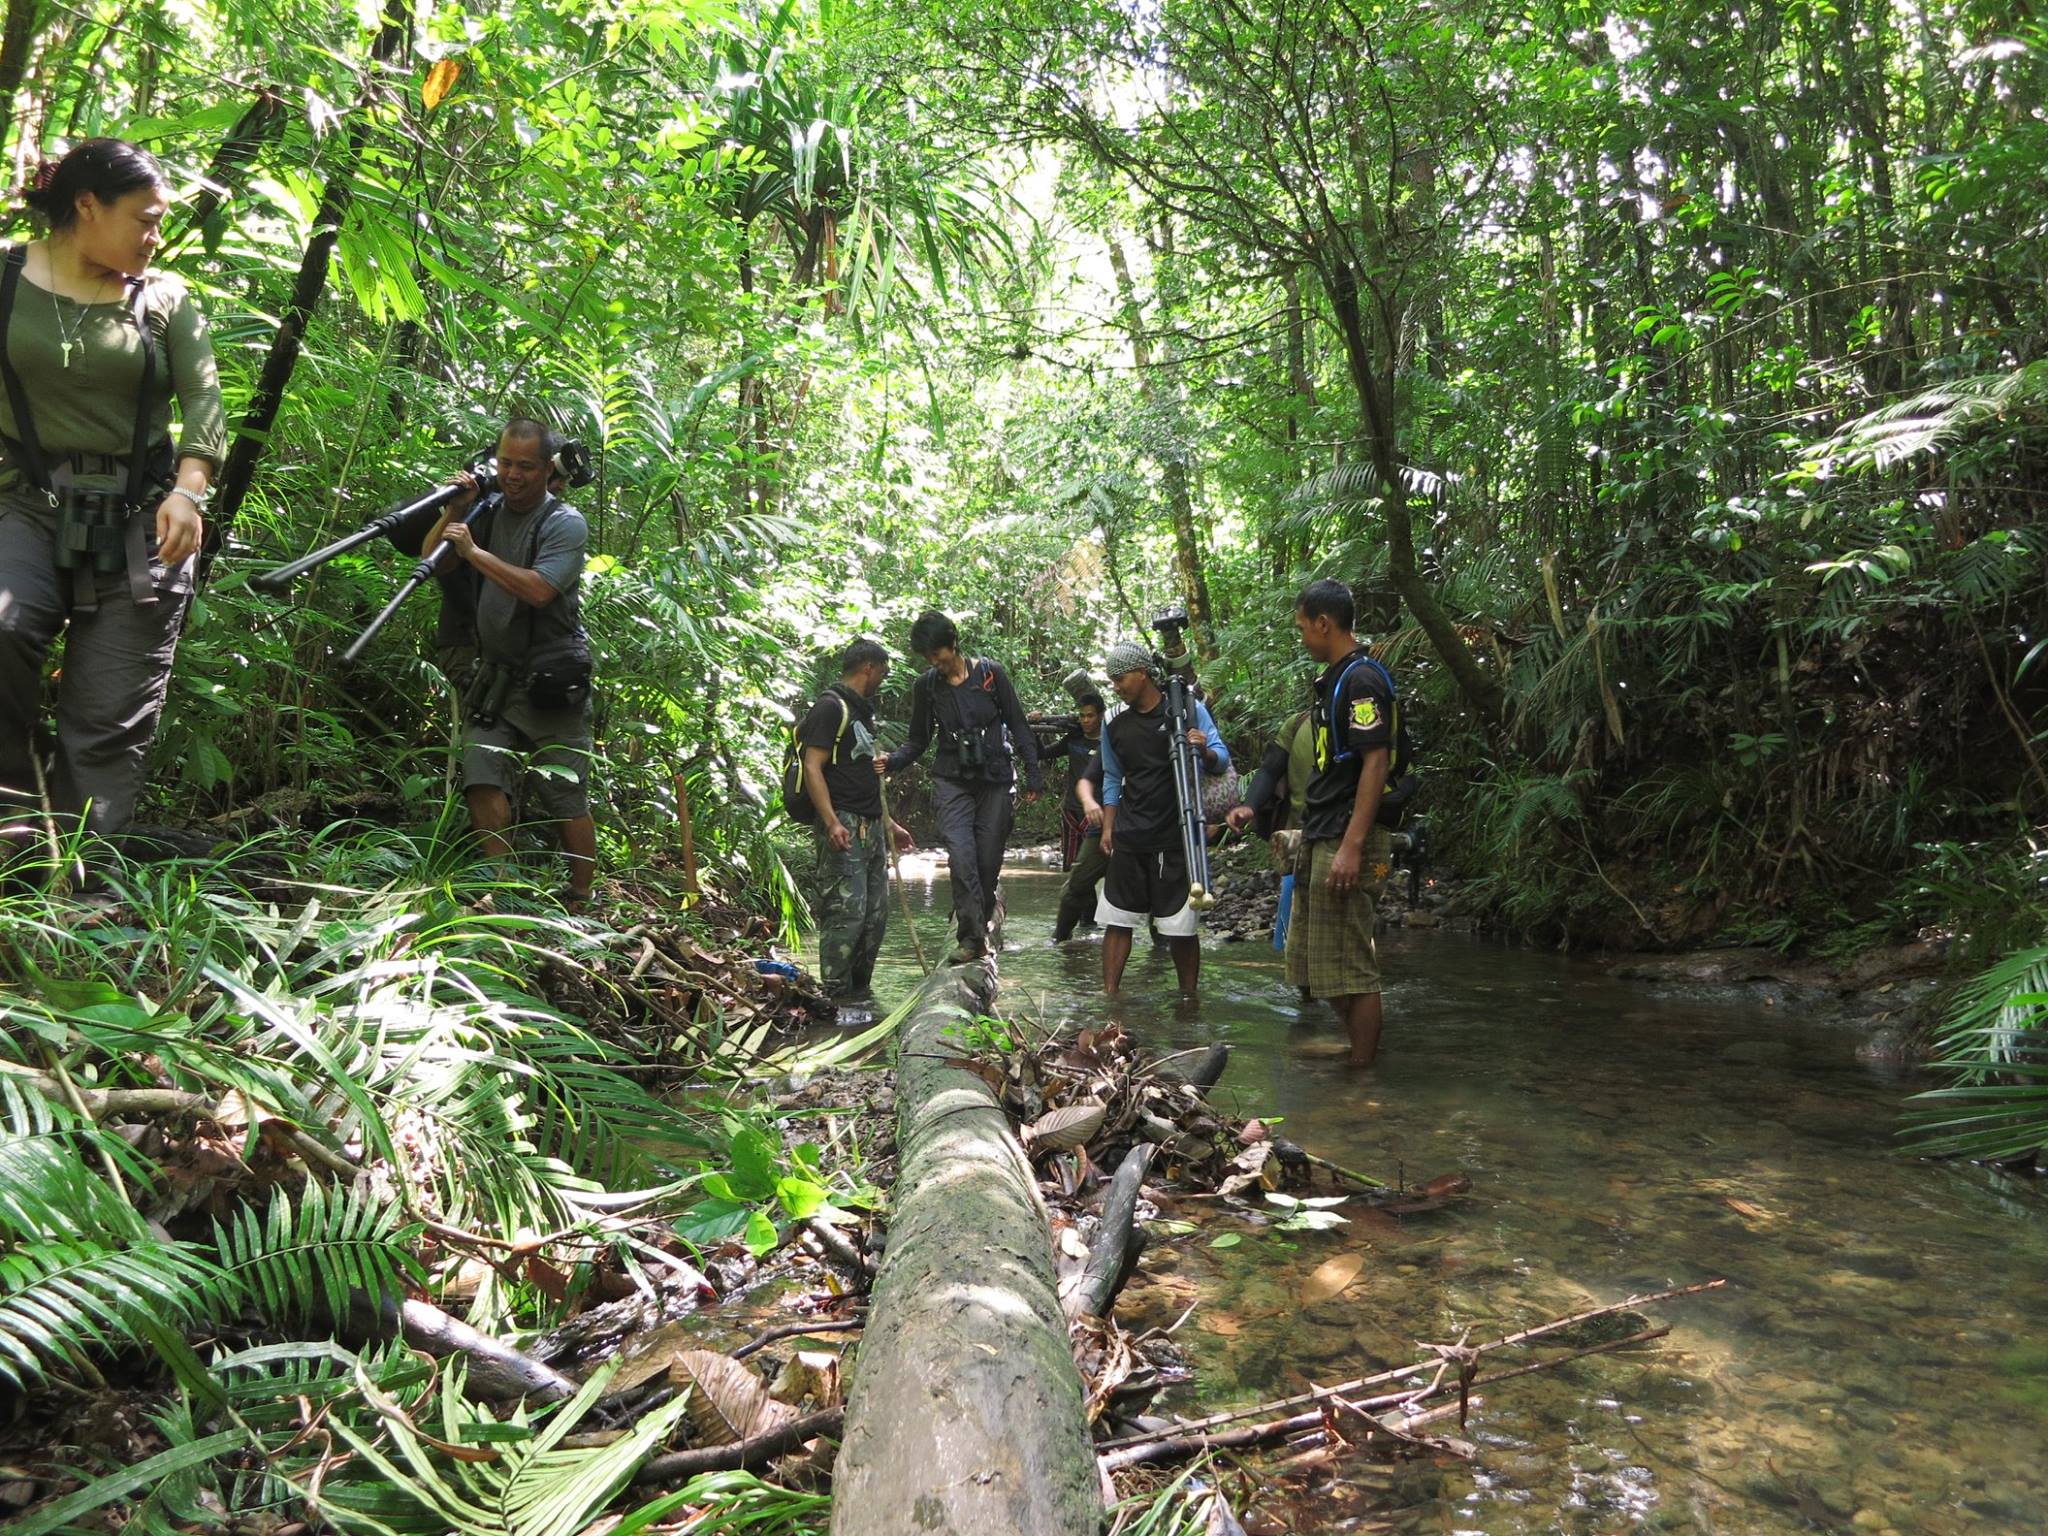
[1287,579,1400,1065]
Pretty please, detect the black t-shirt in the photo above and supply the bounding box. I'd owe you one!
[884,659,1044,789]
[798,682,880,819]
[1300,649,1395,843]
[1103,701,1180,852]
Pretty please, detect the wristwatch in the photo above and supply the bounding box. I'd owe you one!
[165,485,209,512]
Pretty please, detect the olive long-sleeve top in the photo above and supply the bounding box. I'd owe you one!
[0,262,226,474]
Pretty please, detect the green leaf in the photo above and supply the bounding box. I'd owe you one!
[1209,1233,1243,1249]
[774,1175,830,1220]
[744,1209,781,1257]
[7,1430,245,1536]
[727,1126,779,1201]
[674,1197,752,1246]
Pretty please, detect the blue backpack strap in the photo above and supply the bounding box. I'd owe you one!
[1326,653,1395,765]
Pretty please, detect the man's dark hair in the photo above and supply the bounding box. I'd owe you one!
[25,139,166,229]
[840,638,889,675]
[1078,693,1106,714]
[502,416,563,463]
[908,610,959,658]
[1295,578,1356,630]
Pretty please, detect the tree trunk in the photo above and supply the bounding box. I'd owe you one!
[0,0,43,171]
[174,87,288,248]
[205,0,410,575]
[1106,232,1217,657]
[831,964,1100,1536]
[1322,258,1507,737]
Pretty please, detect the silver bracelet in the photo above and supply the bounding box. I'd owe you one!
[165,485,209,512]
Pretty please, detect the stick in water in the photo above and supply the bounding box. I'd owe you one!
[877,766,930,974]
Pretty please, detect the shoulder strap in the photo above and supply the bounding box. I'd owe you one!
[833,690,851,745]
[123,275,156,505]
[0,247,50,496]
[513,495,565,656]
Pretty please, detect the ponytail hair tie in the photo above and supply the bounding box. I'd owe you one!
[30,159,56,193]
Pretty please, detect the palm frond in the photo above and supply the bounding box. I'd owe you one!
[1902,941,2048,1161]
[0,1238,225,1391]
[323,1360,692,1536]
[1822,359,2048,470]
[213,1180,425,1325]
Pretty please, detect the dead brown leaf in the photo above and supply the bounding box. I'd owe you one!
[670,1351,795,1446]
[1302,1253,1366,1305]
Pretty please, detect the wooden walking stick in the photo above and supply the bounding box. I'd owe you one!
[877,765,930,975]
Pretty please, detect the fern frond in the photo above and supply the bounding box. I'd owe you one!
[0,1079,152,1245]
[0,1238,224,1390]
[213,1181,424,1325]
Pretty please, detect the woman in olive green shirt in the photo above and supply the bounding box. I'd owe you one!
[0,138,224,840]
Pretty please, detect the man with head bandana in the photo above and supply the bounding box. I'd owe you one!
[1095,639,1229,998]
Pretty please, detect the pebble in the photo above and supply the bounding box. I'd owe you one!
[1851,1511,1885,1531]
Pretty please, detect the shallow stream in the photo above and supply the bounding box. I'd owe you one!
[854,855,2048,1534]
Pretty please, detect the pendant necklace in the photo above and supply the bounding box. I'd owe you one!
[50,287,89,369]
[47,264,106,369]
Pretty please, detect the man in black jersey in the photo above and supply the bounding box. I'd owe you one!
[1096,640,1230,997]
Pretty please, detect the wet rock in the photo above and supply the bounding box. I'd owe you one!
[1610,949,1786,985]
[1401,909,1441,929]
[1838,1247,1920,1282]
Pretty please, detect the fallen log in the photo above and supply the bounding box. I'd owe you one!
[831,962,1101,1535]
[397,1299,577,1402]
[631,1406,845,1484]
[1066,1143,1154,1321]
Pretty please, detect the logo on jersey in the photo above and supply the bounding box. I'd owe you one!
[1351,697,1380,731]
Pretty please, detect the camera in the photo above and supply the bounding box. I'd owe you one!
[1150,605,1190,647]
[552,438,596,489]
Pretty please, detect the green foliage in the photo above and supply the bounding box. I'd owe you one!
[213,1180,426,1324]
[1903,942,2048,1163]
[0,1238,223,1392]
[323,1360,694,1536]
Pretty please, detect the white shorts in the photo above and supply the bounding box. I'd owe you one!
[1097,844,1201,937]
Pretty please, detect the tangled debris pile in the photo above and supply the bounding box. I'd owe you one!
[964,1016,1721,1524]
[531,892,837,1070]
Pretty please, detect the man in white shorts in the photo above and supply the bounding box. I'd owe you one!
[1095,640,1230,998]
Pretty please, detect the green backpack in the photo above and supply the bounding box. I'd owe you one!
[779,692,851,824]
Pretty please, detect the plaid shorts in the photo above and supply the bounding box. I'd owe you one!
[1284,828,1394,999]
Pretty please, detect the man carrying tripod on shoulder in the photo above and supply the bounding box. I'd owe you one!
[425,417,596,906]
[1096,639,1229,999]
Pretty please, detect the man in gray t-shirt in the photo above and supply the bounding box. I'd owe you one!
[427,417,597,904]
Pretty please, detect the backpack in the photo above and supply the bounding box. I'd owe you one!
[779,691,851,825]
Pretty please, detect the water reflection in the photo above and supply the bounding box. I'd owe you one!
[855,859,2048,1533]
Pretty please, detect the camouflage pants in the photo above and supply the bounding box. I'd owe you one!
[816,811,889,1001]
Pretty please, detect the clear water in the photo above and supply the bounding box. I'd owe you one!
[853,855,2048,1535]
